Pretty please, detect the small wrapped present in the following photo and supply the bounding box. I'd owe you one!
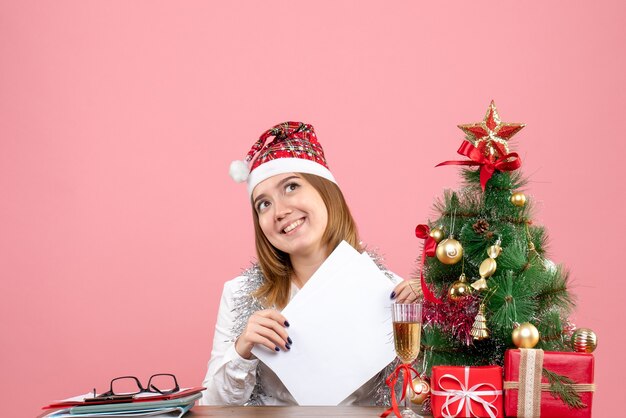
[431,365,503,418]
[503,349,595,418]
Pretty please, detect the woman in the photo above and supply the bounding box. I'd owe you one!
[200,122,418,406]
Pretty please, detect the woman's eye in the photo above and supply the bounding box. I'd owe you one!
[285,182,300,193]
[257,201,270,212]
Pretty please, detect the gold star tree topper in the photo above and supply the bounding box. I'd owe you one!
[458,101,525,159]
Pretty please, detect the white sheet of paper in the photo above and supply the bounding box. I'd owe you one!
[251,241,397,405]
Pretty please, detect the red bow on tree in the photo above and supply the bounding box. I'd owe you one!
[436,141,522,191]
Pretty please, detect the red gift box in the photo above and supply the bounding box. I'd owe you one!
[504,349,595,418]
[431,365,503,418]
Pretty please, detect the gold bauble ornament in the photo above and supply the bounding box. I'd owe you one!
[429,227,445,243]
[436,237,463,265]
[408,377,430,405]
[449,273,472,301]
[512,322,540,348]
[479,257,497,279]
[471,278,488,292]
[571,328,598,353]
[511,192,527,207]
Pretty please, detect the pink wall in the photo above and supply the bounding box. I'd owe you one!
[1,1,623,416]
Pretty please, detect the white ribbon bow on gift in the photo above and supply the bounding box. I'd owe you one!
[431,367,502,418]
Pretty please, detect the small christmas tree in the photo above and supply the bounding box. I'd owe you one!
[414,101,575,375]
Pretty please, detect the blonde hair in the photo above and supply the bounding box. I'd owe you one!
[252,173,361,309]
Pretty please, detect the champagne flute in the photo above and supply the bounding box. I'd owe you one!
[392,302,422,418]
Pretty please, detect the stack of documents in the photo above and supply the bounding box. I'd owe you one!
[42,388,204,418]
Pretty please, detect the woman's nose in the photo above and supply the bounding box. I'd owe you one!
[274,201,292,221]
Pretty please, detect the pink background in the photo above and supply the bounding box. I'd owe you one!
[1,1,624,416]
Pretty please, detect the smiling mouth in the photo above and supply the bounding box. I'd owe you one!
[282,218,305,234]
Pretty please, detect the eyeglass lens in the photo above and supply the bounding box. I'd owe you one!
[147,374,178,394]
[111,377,143,395]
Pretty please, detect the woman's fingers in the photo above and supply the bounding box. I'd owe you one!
[245,333,284,353]
[393,280,421,303]
[254,316,291,349]
[236,309,292,358]
[258,309,290,328]
[253,310,290,342]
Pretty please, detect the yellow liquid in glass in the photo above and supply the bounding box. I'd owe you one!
[393,322,421,364]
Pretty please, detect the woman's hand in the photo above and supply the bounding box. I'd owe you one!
[390,280,421,303]
[235,309,292,359]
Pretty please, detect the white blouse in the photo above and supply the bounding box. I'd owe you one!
[200,272,401,405]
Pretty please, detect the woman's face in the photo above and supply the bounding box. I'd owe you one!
[252,173,329,258]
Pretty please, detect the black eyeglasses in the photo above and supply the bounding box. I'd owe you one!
[99,373,180,397]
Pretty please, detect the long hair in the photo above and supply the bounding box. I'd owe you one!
[252,173,361,309]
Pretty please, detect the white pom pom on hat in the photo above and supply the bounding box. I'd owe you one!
[229,160,250,183]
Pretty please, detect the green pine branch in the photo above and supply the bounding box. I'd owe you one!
[462,167,527,191]
[488,271,537,332]
[527,225,548,256]
[419,325,509,374]
[542,368,586,409]
[536,309,571,351]
[496,236,529,272]
[536,267,575,313]
[433,190,482,221]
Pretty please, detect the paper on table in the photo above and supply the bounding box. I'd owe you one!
[48,388,201,404]
[45,405,192,417]
[251,241,397,405]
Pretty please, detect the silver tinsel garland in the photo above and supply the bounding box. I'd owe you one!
[229,250,401,407]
